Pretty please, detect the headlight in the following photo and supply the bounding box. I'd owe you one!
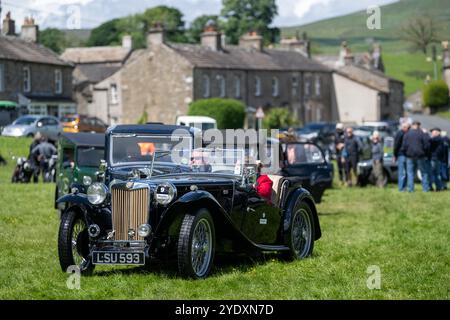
[83,176,92,186]
[155,183,176,205]
[87,182,108,205]
[138,224,152,237]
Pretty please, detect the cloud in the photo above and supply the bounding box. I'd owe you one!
[2,0,398,29]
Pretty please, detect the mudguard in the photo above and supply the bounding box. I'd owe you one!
[283,188,322,241]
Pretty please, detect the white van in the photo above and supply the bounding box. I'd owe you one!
[176,116,217,131]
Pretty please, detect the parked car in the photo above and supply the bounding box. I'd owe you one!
[61,114,108,133]
[291,123,336,159]
[176,115,217,131]
[56,124,321,279]
[1,115,62,141]
[55,133,105,213]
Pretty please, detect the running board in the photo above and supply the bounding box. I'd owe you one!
[255,244,290,251]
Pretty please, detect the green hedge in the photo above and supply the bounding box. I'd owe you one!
[188,98,246,129]
[263,107,297,129]
[423,80,449,110]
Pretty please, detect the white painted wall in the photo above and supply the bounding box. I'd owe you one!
[333,73,380,124]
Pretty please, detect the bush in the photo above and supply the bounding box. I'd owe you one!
[423,80,449,110]
[188,98,246,129]
[263,107,297,129]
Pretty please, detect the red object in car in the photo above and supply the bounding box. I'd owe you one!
[255,175,273,203]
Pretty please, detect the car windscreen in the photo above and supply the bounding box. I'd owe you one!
[110,134,192,166]
[285,144,324,165]
[13,117,36,125]
[77,147,104,167]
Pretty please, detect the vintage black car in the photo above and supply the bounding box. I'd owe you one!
[55,133,105,212]
[56,124,321,279]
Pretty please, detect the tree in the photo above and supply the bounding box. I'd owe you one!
[221,0,278,45]
[263,108,297,129]
[39,28,67,54]
[189,98,246,129]
[187,15,219,43]
[423,80,449,110]
[87,19,121,47]
[400,16,440,54]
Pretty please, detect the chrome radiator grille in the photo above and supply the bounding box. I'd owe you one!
[111,186,149,241]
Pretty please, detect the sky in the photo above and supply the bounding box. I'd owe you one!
[0,0,398,30]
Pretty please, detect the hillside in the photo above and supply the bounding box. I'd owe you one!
[282,0,450,96]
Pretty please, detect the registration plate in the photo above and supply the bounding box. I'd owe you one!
[92,251,145,265]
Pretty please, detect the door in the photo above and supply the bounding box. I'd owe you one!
[283,143,332,203]
[43,117,61,141]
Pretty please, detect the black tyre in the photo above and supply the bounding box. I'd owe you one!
[284,201,315,260]
[177,209,215,279]
[58,209,95,275]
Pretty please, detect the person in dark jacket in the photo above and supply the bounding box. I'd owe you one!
[440,131,449,189]
[429,128,445,191]
[334,123,346,184]
[394,122,410,192]
[401,121,430,192]
[343,127,361,187]
[371,131,385,188]
[28,132,42,183]
[30,136,57,183]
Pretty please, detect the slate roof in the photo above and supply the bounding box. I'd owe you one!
[0,35,72,66]
[76,63,122,84]
[168,43,330,72]
[61,46,131,64]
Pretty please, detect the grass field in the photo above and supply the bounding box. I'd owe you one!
[0,136,449,299]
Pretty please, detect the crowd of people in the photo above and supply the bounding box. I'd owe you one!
[394,121,449,192]
[334,121,449,191]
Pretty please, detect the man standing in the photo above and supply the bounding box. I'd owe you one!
[394,122,410,192]
[334,123,346,184]
[440,131,449,189]
[30,136,57,183]
[28,132,42,183]
[401,121,430,192]
[371,131,385,188]
[343,127,360,187]
[429,128,445,191]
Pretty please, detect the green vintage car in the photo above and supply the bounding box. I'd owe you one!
[55,133,105,213]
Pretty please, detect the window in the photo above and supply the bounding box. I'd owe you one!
[254,76,261,97]
[0,64,4,92]
[292,75,299,96]
[315,75,321,96]
[217,75,226,98]
[234,75,241,98]
[272,77,279,97]
[304,77,311,97]
[55,69,63,94]
[110,84,119,104]
[202,75,210,98]
[23,66,31,93]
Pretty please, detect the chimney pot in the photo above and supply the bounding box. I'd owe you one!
[20,16,39,42]
[2,11,16,36]
[122,35,133,50]
[147,25,166,49]
[239,31,263,52]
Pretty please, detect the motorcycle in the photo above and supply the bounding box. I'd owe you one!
[11,156,34,183]
[44,154,58,183]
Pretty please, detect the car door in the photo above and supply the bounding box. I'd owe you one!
[282,143,333,203]
[45,117,61,141]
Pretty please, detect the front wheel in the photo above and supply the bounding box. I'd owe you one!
[58,209,95,275]
[177,209,215,279]
[284,201,315,260]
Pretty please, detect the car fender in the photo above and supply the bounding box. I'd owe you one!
[155,190,246,242]
[283,188,321,241]
[56,193,94,216]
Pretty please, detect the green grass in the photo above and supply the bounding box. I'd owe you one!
[436,108,450,120]
[0,136,449,299]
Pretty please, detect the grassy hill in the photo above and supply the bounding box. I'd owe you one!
[282,0,450,96]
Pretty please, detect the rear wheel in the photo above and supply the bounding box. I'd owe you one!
[284,201,315,260]
[177,209,215,279]
[58,209,94,275]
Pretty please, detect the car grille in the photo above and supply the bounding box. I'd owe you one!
[111,185,149,241]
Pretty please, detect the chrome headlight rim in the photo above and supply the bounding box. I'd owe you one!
[87,182,108,205]
[155,182,176,206]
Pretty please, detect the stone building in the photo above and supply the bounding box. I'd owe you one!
[316,42,404,123]
[0,12,75,123]
[60,36,133,123]
[75,25,333,127]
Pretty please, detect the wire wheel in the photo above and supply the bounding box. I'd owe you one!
[190,218,213,277]
[291,208,313,258]
[71,218,88,267]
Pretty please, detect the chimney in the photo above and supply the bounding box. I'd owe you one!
[122,35,133,50]
[20,16,39,42]
[371,43,385,72]
[2,11,16,36]
[280,31,310,58]
[200,20,222,51]
[239,31,263,52]
[147,23,166,49]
